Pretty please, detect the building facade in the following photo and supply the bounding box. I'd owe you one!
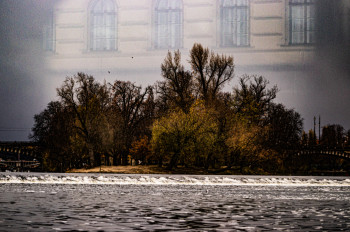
[44,0,350,85]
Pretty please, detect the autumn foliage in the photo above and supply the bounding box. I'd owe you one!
[31,43,305,174]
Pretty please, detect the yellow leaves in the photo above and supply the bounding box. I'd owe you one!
[151,100,219,165]
[226,120,263,158]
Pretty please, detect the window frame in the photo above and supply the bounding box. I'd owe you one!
[153,0,183,49]
[89,0,117,51]
[288,0,316,45]
[220,0,250,48]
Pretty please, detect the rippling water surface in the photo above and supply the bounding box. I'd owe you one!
[0,173,350,231]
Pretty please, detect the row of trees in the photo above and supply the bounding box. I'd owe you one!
[301,125,350,148]
[31,43,304,173]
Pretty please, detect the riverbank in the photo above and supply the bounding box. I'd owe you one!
[67,165,242,175]
[68,165,349,176]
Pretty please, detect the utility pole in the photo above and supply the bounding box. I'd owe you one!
[314,116,316,136]
[319,115,321,143]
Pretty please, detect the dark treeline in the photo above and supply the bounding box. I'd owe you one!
[301,124,350,149]
[31,43,308,174]
[298,124,350,174]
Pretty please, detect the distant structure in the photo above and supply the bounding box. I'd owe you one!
[44,0,350,84]
[0,142,41,171]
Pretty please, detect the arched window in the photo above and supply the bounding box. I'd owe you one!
[289,0,315,45]
[154,0,183,49]
[89,0,117,51]
[220,0,249,47]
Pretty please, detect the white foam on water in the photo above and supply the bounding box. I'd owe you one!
[1,173,350,186]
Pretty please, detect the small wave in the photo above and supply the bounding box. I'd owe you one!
[0,173,350,186]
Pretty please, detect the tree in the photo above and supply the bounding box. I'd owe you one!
[110,80,153,165]
[29,43,310,174]
[225,119,270,172]
[189,43,235,103]
[345,130,350,147]
[263,103,303,172]
[301,131,308,147]
[233,75,278,124]
[129,136,152,165]
[207,92,234,169]
[157,50,194,113]
[265,103,303,152]
[151,101,218,170]
[308,129,317,146]
[30,101,75,171]
[321,124,345,148]
[56,72,110,167]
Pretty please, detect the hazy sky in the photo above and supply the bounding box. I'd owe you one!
[0,0,349,141]
[0,1,53,141]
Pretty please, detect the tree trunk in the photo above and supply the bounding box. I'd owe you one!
[158,157,163,167]
[167,153,179,171]
[88,147,95,167]
[122,151,128,165]
[112,154,117,165]
[205,152,212,170]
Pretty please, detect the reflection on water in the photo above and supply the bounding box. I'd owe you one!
[0,173,349,231]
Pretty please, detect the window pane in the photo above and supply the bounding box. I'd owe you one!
[289,0,315,45]
[93,1,103,12]
[169,0,182,9]
[157,0,168,10]
[223,0,235,7]
[90,0,117,51]
[155,0,183,49]
[221,0,249,47]
[103,0,115,12]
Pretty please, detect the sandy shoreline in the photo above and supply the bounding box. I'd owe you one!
[67,165,213,175]
[67,165,349,176]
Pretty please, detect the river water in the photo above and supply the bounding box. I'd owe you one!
[0,173,350,231]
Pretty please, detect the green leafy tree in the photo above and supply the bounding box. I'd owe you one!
[225,120,267,172]
[151,101,218,170]
[226,119,284,174]
[207,92,234,169]
[156,43,235,169]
